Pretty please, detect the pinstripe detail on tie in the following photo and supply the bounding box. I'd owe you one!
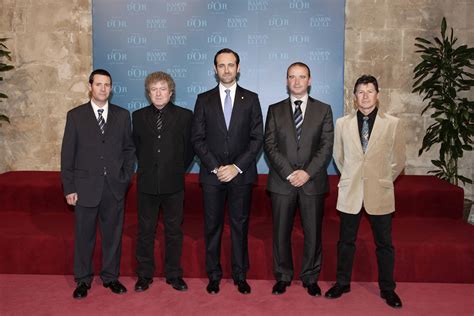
[294,100,303,141]
[97,109,105,134]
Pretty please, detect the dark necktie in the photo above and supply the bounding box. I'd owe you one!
[361,116,369,153]
[294,100,303,141]
[97,109,105,134]
[156,109,163,131]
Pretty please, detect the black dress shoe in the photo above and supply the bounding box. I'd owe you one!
[234,279,251,294]
[103,280,127,294]
[325,283,351,299]
[303,282,321,296]
[206,280,220,294]
[272,281,290,295]
[135,278,153,292]
[166,278,188,291]
[73,282,91,299]
[381,290,402,308]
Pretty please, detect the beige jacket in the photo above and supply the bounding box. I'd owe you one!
[333,110,405,215]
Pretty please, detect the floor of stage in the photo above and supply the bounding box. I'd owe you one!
[1,275,473,315]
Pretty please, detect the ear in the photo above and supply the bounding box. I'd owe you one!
[308,77,312,86]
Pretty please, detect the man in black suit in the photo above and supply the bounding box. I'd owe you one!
[191,48,263,295]
[264,62,334,296]
[132,71,194,293]
[61,69,135,299]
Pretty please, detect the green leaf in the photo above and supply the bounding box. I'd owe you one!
[415,37,432,45]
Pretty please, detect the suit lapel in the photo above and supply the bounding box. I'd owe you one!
[228,86,246,132]
[282,98,298,143]
[299,98,316,143]
[142,105,157,135]
[348,113,364,154]
[366,111,386,154]
[164,103,178,132]
[105,104,118,135]
[86,102,103,135]
[210,86,228,133]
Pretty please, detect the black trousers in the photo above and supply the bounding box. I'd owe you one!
[135,190,184,280]
[336,211,396,291]
[202,183,252,282]
[271,191,325,284]
[74,178,124,284]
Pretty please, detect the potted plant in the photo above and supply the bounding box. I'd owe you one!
[412,17,474,187]
[0,38,14,125]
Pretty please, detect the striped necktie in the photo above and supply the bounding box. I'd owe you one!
[156,109,163,130]
[97,109,105,134]
[294,100,303,141]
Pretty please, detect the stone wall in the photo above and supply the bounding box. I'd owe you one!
[0,0,472,198]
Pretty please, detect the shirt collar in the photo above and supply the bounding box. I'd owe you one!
[357,107,378,120]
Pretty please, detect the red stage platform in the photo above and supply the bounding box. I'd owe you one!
[0,171,472,283]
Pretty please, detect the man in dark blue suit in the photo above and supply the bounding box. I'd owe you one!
[61,69,135,299]
[191,48,263,295]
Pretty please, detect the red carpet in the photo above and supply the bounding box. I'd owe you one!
[1,275,473,315]
[1,171,473,283]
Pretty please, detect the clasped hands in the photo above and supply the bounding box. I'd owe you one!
[288,170,310,187]
[215,165,239,183]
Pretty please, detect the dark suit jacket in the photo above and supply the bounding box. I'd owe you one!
[264,97,334,195]
[191,85,263,185]
[61,102,136,207]
[132,103,194,195]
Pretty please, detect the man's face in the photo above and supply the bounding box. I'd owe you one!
[148,80,172,109]
[354,83,378,114]
[287,65,311,98]
[214,52,240,87]
[89,74,111,106]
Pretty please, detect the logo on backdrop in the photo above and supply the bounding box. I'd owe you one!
[93,0,345,174]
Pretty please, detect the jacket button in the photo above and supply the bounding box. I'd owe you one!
[157,149,161,153]
[158,135,161,139]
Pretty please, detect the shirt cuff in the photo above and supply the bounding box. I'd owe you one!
[233,164,242,174]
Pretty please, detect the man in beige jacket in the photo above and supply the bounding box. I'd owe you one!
[325,75,405,308]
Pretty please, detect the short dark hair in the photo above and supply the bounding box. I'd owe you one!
[89,69,112,85]
[287,62,311,78]
[214,48,240,66]
[353,75,379,94]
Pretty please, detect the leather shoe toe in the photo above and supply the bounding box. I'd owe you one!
[303,282,321,296]
[381,290,402,308]
[325,283,351,299]
[272,281,290,295]
[103,280,127,294]
[166,278,188,291]
[206,280,220,294]
[73,282,91,299]
[234,279,251,294]
[135,278,153,292]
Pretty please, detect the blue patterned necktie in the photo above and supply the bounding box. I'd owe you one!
[97,109,105,134]
[223,89,232,129]
[294,100,303,141]
[361,116,369,153]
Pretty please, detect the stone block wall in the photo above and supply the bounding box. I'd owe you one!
[0,0,472,198]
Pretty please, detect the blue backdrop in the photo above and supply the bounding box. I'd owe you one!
[92,0,345,173]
